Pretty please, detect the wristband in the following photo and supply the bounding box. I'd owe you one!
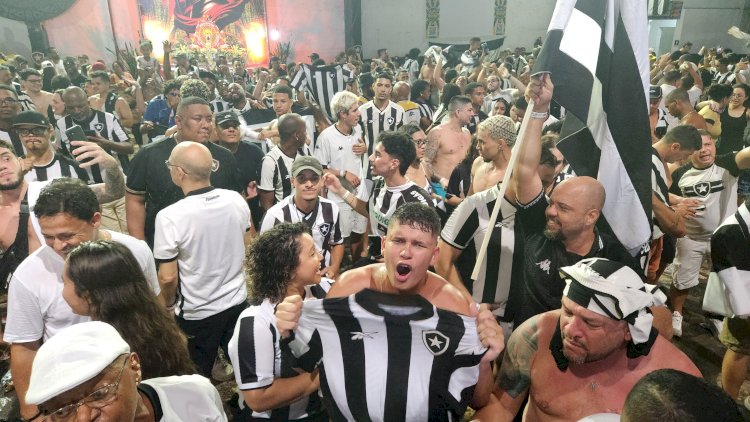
[342,190,352,201]
[530,111,549,120]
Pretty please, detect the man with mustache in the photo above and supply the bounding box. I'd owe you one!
[475,258,700,421]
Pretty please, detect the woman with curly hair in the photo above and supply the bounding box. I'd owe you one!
[227,222,328,420]
[63,240,196,379]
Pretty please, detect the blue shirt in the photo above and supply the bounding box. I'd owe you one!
[142,95,174,136]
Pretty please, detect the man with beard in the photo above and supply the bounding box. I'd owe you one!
[474,258,700,422]
[468,115,516,194]
[424,95,474,188]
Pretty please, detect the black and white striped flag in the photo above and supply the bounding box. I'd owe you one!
[290,64,354,123]
[533,0,653,258]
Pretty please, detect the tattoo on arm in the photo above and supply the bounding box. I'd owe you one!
[423,131,440,179]
[497,316,539,398]
[92,166,126,203]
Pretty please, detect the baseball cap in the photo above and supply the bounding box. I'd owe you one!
[41,60,53,69]
[649,85,662,99]
[214,110,240,126]
[309,52,320,61]
[13,111,50,127]
[25,321,131,405]
[292,155,323,177]
[90,61,106,71]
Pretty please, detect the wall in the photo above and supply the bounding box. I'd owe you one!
[0,17,32,57]
[672,0,746,53]
[648,19,677,55]
[503,0,555,49]
[266,0,346,64]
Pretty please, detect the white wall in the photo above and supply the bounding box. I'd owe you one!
[503,0,555,49]
[0,17,32,57]
[361,0,425,58]
[673,0,746,54]
[648,19,677,56]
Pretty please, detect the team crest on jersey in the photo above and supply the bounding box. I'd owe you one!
[692,181,710,198]
[422,330,450,355]
[93,123,104,132]
[317,222,331,237]
[536,259,551,274]
[211,159,220,172]
[387,117,395,125]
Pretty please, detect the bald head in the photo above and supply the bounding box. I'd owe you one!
[393,81,410,102]
[278,113,305,144]
[62,86,86,102]
[170,141,213,181]
[558,176,606,211]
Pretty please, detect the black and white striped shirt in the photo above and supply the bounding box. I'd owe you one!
[440,185,523,319]
[259,196,343,267]
[12,82,35,112]
[22,153,90,184]
[415,98,433,123]
[290,64,353,123]
[653,107,668,139]
[651,148,669,240]
[258,146,308,203]
[228,296,327,420]
[357,177,432,239]
[710,203,750,315]
[287,289,486,422]
[358,101,404,178]
[56,110,130,182]
[713,71,736,86]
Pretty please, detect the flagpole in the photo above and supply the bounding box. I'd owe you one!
[470,77,545,281]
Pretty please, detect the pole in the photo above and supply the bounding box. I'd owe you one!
[106,0,120,60]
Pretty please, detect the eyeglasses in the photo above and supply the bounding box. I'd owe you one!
[295,174,320,184]
[0,98,18,107]
[165,159,190,174]
[16,127,47,137]
[42,355,129,421]
[414,140,428,147]
[167,92,180,97]
[731,93,746,98]
[25,78,42,84]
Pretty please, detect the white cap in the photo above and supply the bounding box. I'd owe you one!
[26,321,130,405]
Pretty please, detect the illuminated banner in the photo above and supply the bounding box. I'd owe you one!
[138,0,268,67]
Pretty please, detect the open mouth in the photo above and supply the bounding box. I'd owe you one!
[395,263,412,281]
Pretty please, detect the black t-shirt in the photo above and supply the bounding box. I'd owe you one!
[126,137,241,247]
[230,140,264,227]
[69,73,88,89]
[513,193,641,327]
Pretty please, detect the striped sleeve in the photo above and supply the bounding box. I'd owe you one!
[231,309,277,390]
[441,197,480,250]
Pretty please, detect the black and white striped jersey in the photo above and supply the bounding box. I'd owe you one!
[287,289,486,422]
[22,153,90,184]
[358,100,404,178]
[710,203,750,316]
[651,148,669,240]
[258,146,308,204]
[415,98,433,122]
[440,185,523,318]
[260,196,343,267]
[290,64,353,123]
[356,177,432,239]
[12,82,35,112]
[56,110,130,182]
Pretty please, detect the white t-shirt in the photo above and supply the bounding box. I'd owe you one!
[153,187,250,320]
[4,230,159,343]
[140,375,227,421]
[314,124,365,204]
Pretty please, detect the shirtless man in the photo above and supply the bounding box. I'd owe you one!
[258,85,295,146]
[469,115,516,194]
[474,257,701,422]
[424,95,474,186]
[88,70,135,128]
[18,70,53,117]
[664,88,707,131]
[276,202,505,415]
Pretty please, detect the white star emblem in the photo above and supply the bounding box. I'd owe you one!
[428,335,444,348]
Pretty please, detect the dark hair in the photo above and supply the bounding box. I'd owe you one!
[18,69,41,80]
[273,84,293,99]
[707,83,732,101]
[410,79,430,101]
[399,123,423,138]
[663,70,681,83]
[407,48,420,60]
[389,202,440,237]
[374,72,393,83]
[662,125,702,150]
[622,369,744,422]
[179,79,211,101]
[513,96,528,110]
[679,74,694,90]
[463,82,484,96]
[665,88,689,104]
[444,69,458,84]
[88,70,110,83]
[377,48,388,56]
[66,241,196,378]
[543,119,564,135]
[0,84,17,98]
[378,131,416,176]
[176,96,209,115]
[469,37,481,43]
[50,75,71,91]
[0,139,17,155]
[246,223,309,303]
[198,70,217,81]
[493,98,510,116]
[163,79,183,96]
[278,113,304,142]
[439,83,462,107]
[34,178,98,221]
[733,83,750,107]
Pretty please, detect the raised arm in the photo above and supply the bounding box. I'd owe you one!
[510,74,552,204]
[69,140,125,203]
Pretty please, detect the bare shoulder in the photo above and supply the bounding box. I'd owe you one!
[327,266,373,298]
[426,272,473,315]
[647,335,702,377]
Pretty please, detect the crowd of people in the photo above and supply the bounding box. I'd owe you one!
[0,33,748,421]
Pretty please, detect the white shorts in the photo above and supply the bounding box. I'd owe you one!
[672,237,711,290]
[337,204,368,238]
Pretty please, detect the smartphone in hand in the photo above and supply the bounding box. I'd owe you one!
[64,125,93,164]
